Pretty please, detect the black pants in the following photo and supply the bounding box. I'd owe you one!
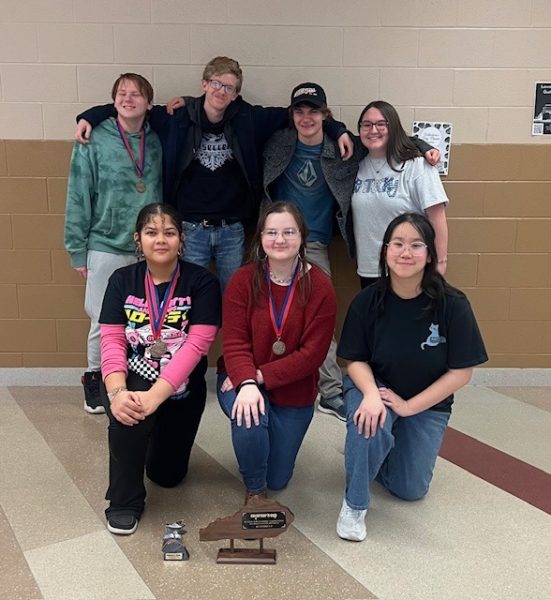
[101,357,208,519]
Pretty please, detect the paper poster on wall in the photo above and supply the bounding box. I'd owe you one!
[412,122,452,176]
[532,82,551,135]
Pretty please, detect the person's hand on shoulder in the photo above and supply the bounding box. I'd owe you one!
[338,132,354,160]
[75,119,92,144]
[166,96,185,115]
[425,148,441,166]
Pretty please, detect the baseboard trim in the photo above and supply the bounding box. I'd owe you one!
[1,367,550,387]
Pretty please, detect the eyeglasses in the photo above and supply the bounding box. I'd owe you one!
[208,79,237,95]
[359,120,389,131]
[386,240,428,255]
[261,228,299,240]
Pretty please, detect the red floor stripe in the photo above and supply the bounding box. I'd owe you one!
[439,427,551,515]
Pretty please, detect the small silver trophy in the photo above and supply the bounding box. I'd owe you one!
[162,520,190,561]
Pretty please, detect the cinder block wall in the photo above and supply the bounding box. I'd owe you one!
[0,1,550,368]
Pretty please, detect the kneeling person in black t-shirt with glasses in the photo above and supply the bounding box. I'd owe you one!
[336,212,487,542]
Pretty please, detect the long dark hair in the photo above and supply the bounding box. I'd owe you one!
[249,201,311,304]
[357,100,421,171]
[376,212,459,315]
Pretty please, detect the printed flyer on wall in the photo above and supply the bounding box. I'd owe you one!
[532,82,551,135]
[412,122,452,175]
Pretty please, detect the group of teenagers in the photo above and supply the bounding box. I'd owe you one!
[64,56,488,542]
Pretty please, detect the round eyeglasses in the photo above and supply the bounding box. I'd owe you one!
[386,240,428,255]
[261,228,299,240]
[208,79,237,95]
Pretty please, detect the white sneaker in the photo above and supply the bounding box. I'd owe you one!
[337,498,367,541]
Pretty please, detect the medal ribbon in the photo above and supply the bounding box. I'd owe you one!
[144,264,180,341]
[115,117,146,178]
[265,260,300,341]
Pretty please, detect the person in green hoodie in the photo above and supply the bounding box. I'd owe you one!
[64,73,162,414]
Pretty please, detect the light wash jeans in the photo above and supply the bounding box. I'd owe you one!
[342,375,450,510]
[217,373,314,494]
[182,220,244,291]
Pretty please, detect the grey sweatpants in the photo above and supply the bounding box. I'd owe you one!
[305,241,343,400]
[84,250,136,371]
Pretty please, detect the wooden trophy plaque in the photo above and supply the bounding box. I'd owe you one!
[199,494,295,564]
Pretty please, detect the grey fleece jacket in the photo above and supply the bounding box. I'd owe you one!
[263,127,361,256]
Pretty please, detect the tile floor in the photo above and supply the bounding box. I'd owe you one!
[0,369,550,600]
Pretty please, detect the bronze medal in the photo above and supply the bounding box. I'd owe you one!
[150,339,167,358]
[272,339,286,355]
[136,180,146,193]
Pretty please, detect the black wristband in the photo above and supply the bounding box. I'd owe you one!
[235,380,258,395]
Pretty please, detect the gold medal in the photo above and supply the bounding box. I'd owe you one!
[136,180,146,193]
[150,340,167,358]
[272,339,286,355]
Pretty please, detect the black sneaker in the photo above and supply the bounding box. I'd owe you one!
[318,395,346,421]
[107,514,138,535]
[81,371,105,414]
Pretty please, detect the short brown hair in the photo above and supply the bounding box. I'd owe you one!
[202,56,243,93]
[111,73,154,104]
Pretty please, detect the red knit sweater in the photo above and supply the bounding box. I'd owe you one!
[222,263,337,407]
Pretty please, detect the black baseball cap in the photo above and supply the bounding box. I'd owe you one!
[290,82,327,108]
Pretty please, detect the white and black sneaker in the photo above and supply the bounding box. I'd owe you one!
[107,514,138,536]
[82,371,105,414]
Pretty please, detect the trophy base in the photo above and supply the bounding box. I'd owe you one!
[217,547,276,564]
[163,548,190,561]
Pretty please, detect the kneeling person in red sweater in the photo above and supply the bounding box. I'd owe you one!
[218,201,337,501]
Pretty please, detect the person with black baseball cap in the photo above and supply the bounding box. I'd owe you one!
[263,82,438,421]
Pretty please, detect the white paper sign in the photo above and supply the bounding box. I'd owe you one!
[412,122,452,176]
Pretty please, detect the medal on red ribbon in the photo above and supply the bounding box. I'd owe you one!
[115,118,147,192]
[145,264,180,359]
[266,260,300,356]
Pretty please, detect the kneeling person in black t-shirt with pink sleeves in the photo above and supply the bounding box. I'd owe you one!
[99,203,221,535]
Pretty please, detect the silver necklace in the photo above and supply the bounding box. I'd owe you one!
[269,271,293,285]
[268,256,299,285]
[367,156,387,175]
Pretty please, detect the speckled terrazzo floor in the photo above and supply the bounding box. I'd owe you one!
[1,369,550,600]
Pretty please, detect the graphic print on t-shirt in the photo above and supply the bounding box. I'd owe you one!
[123,294,192,389]
[354,175,399,198]
[420,323,447,350]
[297,160,318,187]
[195,132,233,172]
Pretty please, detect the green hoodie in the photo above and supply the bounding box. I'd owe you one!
[64,117,162,268]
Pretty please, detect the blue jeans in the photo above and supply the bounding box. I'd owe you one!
[217,373,314,494]
[182,220,244,290]
[343,375,450,510]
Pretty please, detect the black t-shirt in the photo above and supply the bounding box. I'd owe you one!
[100,259,221,390]
[175,108,248,221]
[337,286,488,411]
